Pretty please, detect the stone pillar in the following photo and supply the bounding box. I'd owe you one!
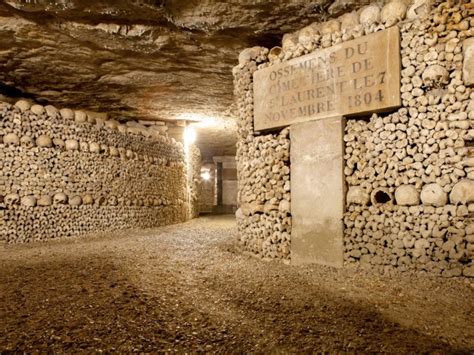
[290,116,345,268]
[463,37,474,86]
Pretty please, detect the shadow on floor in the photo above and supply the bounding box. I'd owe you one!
[1,252,471,353]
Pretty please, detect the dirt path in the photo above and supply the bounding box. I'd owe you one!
[1,216,473,353]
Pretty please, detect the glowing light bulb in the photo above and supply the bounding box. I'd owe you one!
[201,171,211,181]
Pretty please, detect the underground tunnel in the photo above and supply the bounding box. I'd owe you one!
[1,0,474,352]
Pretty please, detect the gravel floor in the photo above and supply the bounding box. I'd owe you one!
[1,215,473,353]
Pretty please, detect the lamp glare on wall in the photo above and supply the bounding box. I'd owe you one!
[184,126,196,145]
[201,171,211,181]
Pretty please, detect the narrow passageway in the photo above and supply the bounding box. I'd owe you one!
[1,216,473,353]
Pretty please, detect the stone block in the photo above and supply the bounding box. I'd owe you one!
[463,37,474,86]
[291,116,345,268]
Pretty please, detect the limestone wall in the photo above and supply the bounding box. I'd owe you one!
[234,0,474,276]
[0,100,188,243]
[213,156,239,213]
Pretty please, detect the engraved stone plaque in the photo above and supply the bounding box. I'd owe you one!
[253,27,401,131]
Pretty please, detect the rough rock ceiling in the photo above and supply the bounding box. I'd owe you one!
[0,0,352,159]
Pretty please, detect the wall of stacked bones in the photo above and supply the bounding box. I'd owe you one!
[187,143,202,219]
[234,0,474,277]
[0,100,190,243]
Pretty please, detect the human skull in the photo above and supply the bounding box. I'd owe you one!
[45,105,59,118]
[109,196,118,206]
[82,194,94,205]
[450,179,474,205]
[74,110,87,123]
[96,196,106,206]
[65,139,79,151]
[53,192,68,205]
[420,183,447,207]
[340,12,360,31]
[347,186,369,205]
[381,0,407,27]
[422,65,449,88]
[80,141,89,152]
[60,108,74,120]
[30,104,45,115]
[20,135,34,148]
[407,0,432,20]
[104,119,119,130]
[89,142,100,153]
[109,146,119,157]
[238,46,266,66]
[298,24,319,49]
[14,100,31,112]
[4,133,20,145]
[21,195,37,207]
[69,196,82,206]
[359,4,381,26]
[36,134,53,148]
[5,193,20,205]
[320,19,341,35]
[394,185,420,206]
[37,195,53,206]
[53,138,65,148]
[281,33,299,52]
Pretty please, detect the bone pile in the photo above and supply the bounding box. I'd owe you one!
[0,100,188,243]
[187,143,202,219]
[234,0,473,276]
[233,51,292,259]
[344,0,474,277]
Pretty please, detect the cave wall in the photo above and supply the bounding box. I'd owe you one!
[0,100,189,243]
[199,163,216,214]
[213,156,238,214]
[234,0,473,276]
[220,158,238,208]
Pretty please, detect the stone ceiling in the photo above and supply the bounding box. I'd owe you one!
[0,0,356,159]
